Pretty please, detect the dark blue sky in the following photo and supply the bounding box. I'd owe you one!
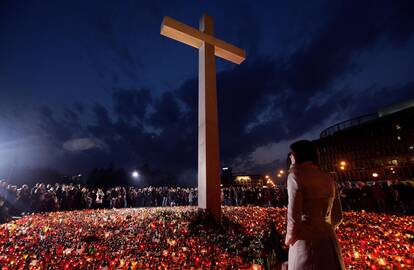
[1,0,414,185]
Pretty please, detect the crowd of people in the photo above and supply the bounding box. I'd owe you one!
[0,178,413,223]
[0,179,287,222]
[337,180,414,214]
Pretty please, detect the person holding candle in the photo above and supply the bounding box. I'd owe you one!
[285,140,345,270]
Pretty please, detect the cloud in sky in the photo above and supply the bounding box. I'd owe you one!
[62,137,108,152]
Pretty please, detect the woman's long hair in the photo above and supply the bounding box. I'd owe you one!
[289,140,319,165]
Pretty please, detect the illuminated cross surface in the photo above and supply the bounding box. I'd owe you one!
[161,14,245,219]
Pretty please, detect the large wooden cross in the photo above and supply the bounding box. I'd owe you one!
[161,14,245,219]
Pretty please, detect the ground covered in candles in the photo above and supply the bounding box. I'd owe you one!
[0,207,413,269]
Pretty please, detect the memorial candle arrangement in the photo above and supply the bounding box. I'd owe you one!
[0,207,412,269]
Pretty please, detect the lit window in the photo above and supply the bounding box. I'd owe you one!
[235,176,251,184]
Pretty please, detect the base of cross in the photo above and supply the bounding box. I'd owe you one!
[198,191,222,221]
[197,174,222,221]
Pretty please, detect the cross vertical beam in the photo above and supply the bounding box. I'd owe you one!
[198,14,221,220]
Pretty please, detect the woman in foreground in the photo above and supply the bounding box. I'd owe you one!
[285,140,345,270]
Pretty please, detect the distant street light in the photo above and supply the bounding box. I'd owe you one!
[279,170,284,174]
[372,172,379,178]
[132,170,139,179]
[339,160,347,171]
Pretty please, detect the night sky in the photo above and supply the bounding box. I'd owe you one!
[1,0,414,185]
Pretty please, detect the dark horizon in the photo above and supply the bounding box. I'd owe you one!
[1,0,414,186]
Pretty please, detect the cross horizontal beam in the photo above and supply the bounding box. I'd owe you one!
[161,16,246,64]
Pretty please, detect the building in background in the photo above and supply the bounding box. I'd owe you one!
[221,167,234,187]
[233,175,265,186]
[221,168,277,187]
[314,100,414,182]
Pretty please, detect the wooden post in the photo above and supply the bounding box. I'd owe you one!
[198,14,221,220]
